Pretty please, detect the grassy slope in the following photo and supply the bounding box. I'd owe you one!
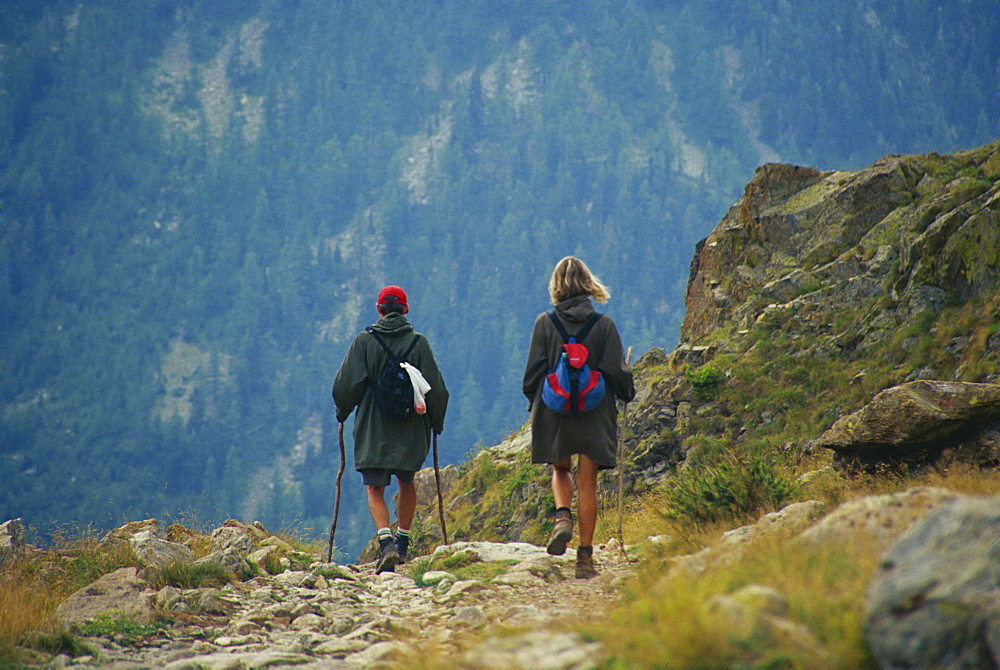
[437,142,1000,666]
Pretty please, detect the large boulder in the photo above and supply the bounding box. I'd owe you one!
[129,531,196,569]
[211,520,266,555]
[865,495,1000,669]
[55,567,155,626]
[100,519,159,547]
[794,487,958,556]
[816,380,1000,468]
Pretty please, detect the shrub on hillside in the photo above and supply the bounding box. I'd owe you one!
[664,448,800,524]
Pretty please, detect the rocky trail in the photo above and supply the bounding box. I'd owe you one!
[49,534,635,669]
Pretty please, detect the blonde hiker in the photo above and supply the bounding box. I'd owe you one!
[522,257,635,578]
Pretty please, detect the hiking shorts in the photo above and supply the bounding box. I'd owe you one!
[360,468,416,487]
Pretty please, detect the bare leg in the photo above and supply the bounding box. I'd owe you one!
[551,456,574,510]
[366,485,390,529]
[396,479,417,529]
[575,454,599,547]
[547,456,576,556]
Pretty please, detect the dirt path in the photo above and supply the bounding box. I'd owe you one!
[47,540,637,668]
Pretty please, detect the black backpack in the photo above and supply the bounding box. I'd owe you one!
[366,327,421,417]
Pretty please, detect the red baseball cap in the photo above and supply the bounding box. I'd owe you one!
[377,285,408,313]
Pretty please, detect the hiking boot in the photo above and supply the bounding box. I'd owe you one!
[375,539,399,574]
[546,516,573,556]
[395,535,409,564]
[575,545,598,579]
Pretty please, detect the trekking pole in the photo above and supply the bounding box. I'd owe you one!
[616,347,633,560]
[433,432,449,545]
[326,422,346,563]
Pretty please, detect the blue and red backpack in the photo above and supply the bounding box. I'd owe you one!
[540,311,606,414]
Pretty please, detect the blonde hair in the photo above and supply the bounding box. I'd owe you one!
[548,256,610,304]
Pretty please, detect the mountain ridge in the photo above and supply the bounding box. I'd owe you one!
[432,139,1000,549]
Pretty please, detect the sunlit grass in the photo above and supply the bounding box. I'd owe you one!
[0,564,64,662]
[596,535,880,669]
[590,460,1000,668]
[0,525,141,652]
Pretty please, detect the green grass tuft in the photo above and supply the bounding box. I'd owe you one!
[143,562,236,590]
[73,612,167,645]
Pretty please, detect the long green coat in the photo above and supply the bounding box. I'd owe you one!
[333,313,448,472]
[522,295,635,469]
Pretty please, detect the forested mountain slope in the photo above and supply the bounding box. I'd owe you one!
[2,0,998,557]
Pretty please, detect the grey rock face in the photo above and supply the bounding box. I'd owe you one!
[865,495,1000,669]
[130,534,196,568]
[816,380,1000,468]
[211,521,262,554]
[0,517,24,563]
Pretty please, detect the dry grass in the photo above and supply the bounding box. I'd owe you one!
[801,461,1000,510]
[0,565,64,646]
[0,531,139,659]
[597,536,880,669]
[590,462,1000,668]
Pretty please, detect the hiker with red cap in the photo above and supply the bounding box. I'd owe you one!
[333,285,449,574]
[522,257,634,578]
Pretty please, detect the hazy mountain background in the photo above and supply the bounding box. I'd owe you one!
[2,0,998,557]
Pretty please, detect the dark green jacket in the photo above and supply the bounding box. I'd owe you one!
[522,295,634,469]
[333,313,448,472]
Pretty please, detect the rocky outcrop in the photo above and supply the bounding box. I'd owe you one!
[681,145,1000,348]
[0,517,24,564]
[816,380,1000,468]
[865,495,1000,669]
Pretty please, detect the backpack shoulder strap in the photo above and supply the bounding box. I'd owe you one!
[366,327,420,362]
[365,327,394,358]
[575,312,603,342]
[401,333,420,361]
[547,310,571,342]
[548,310,602,342]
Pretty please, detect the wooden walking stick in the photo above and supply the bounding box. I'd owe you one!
[433,432,448,546]
[616,346,633,559]
[326,421,346,563]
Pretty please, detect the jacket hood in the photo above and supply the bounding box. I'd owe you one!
[369,312,414,335]
[554,295,596,323]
